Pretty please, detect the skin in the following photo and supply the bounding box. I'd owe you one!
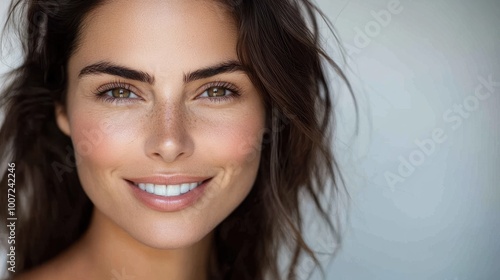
[18,0,266,279]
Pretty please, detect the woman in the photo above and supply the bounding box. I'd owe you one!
[0,0,352,279]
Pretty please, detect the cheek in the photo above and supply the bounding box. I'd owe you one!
[194,109,265,208]
[68,109,141,173]
[197,109,265,170]
[67,109,149,213]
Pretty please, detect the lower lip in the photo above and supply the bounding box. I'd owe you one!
[127,179,211,212]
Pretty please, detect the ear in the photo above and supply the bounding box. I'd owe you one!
[55,103,71,136]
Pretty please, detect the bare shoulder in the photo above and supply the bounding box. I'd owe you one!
[14,264,55,280]
[13,244,90,280]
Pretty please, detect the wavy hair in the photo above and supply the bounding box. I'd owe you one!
[0,0,354,279]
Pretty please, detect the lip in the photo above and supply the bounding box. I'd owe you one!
[126,176,212,212]
[127,175,212,185]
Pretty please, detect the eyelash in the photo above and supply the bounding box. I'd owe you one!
[93,80,241,104]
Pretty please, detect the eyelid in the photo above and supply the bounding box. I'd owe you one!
[94,80,141,96]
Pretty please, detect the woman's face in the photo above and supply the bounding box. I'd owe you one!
[56,0,265,248]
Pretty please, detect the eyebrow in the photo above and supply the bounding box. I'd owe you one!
[79,61,155,84]
[78,60,246,85]
[183,61,246,83]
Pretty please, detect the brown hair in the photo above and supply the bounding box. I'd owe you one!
[0,0,354,279]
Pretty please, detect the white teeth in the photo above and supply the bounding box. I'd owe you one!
[166,185,180,196]
[180,183,190,194]
[136,181,203,197]
[154,185,166,196]
[146,183,154,193]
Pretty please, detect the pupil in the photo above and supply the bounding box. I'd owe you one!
[113,89,129,98]
[211,87,223,97]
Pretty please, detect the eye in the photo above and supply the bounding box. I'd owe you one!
[104,88,139,99]
[93,81,143,104]
[199,86,234,98]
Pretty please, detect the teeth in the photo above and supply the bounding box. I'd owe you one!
[154,185,166,196]
[137,181,203,197]
[146,183,154,193]
[166,185,180,196]
[180,183,190,194]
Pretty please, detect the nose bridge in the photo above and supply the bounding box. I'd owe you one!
[154,100,182,130]
[146,98,193,162]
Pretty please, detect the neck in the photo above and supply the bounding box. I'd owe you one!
[74,208,214,280]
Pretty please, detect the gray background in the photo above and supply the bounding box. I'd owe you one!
[316,0,500,280]
[1,1,499,279]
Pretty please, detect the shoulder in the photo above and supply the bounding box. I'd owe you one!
[14,244,91,280]
[14,262,90,280]
[14,264,60,280]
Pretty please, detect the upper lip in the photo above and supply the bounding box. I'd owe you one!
[126,175,212,185]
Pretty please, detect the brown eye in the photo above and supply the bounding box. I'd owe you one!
[198,83,239,102]
[206,86,228,97]
[111,88,132,98]
[102,87,139,100]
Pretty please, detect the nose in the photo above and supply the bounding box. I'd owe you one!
[145,102,194,163]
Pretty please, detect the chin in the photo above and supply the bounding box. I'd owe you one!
[118,214,215,250]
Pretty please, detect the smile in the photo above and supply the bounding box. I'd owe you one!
[126,176,212,212]
[132,181,204,197]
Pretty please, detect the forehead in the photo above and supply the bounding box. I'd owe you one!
[69,0,238,78]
